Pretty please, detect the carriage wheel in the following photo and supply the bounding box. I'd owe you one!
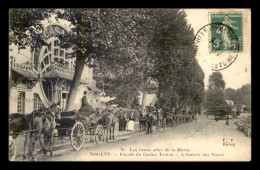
[95,125,104,145]
[9,137,16,161]
[71,122,85,151]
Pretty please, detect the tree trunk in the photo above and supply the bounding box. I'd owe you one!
[141,90,147,116]
[65,56,86,111]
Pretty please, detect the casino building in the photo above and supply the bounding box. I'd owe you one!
[9,24,106,115]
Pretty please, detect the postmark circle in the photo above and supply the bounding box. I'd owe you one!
[194,23,240,71]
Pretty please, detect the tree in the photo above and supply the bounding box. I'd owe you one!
[203,72,231,117]
[239,84,251,106]
[90,9,159,110]
[208,72,225,90]
[149,9,205,114]
[225,84,251,106]
[9,9,54,51]
[225,88,236,101]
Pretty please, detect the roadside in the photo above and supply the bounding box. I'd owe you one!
[13,122,140,160]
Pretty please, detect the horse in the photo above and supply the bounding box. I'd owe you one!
[139,113,146,132]
[9,113,29,134]
[101,107,117,142]
[24,103,61,161]
[9,113,30,160]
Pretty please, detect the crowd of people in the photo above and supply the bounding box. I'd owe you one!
[78,90,199,134]
[116,107,199,135]
[118,107,201,134]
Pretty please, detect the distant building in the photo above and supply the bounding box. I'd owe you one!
[225,100,234,105]
[139,92,157,115]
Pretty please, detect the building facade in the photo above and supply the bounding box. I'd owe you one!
[9,24,103,115]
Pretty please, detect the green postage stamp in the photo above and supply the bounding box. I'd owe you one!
[210,13,243,52]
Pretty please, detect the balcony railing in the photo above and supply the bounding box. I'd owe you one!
[12,62,33,73]
[50,63,75,76]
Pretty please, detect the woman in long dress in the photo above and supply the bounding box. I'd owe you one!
[127,112,135,131]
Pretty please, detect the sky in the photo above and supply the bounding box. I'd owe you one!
[184,9,251,90]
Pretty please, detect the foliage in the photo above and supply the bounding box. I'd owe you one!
[89,9,160,108]
[9,9,55,51]
[203,72,231,116]
[225,84,251,113]
[149,9,205,113]
[204,88,232,116]
[208,72,226,90]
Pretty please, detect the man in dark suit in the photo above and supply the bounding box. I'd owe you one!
[79,91,95,117]
[122,111,127,131]
[146,112,153,134]
[139,110,146,132]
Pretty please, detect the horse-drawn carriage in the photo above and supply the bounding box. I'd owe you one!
[49,110,105,151]
[9,103,117,161]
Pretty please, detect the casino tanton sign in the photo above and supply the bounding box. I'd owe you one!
[43,25,68,39]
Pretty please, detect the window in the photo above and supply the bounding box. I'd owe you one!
[43,48,48,55]
[54,40,59,47]
[54,58,59,62]
[96,99,98,102]
[54,49,59,56]
[41,62,44,70]
[33,93,44,111]
[17,92,25,113]
[62,83,69,92]
[48,43,52,51]
[60,50,64,57]
[62,93,67,99]
[44,56,49,65]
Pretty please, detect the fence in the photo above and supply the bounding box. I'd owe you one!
[235,115,251,137]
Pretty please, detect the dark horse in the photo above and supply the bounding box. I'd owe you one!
[23,103,61,161]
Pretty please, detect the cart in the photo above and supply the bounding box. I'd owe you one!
[39,111,105,151]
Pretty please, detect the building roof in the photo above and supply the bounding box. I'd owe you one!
[88,85,103,93]
[139,93,157,106]
[100,96,116,102]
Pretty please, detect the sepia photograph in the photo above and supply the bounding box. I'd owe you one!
[8,8,251,162]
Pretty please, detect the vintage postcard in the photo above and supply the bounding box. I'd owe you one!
[8,8,251,162]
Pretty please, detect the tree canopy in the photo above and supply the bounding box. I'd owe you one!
[203,72,231,116]
[225,84,251,107]
[149,9,205,113]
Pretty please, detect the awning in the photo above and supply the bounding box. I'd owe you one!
[88,85,103,93]
[100,96,116,102]
[12,69,38,79]
[43,70,74,81]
